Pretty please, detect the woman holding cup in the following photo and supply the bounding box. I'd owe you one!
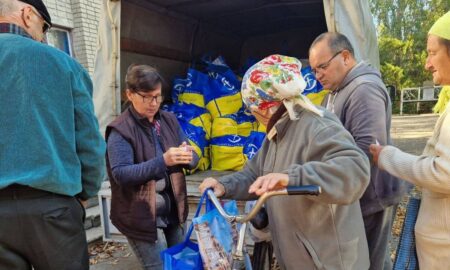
[105,64,198,270]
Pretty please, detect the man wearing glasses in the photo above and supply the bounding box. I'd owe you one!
[309,32,408,270]
[0,0,105,269]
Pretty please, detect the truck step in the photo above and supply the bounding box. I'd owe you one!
[86,226,103,244]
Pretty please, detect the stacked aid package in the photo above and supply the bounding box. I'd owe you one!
[166,56,326,172]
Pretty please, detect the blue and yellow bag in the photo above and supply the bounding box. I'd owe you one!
[178,69,208,108]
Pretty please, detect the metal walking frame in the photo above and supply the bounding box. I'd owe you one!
[206,185,322,270]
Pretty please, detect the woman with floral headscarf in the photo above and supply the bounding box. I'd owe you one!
[200,55,371,269]
[370,11,450,268]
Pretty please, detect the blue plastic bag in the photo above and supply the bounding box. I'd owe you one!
[210,135,247,171]
[301,66,323,95]
[393,197,421,270]
[204,56,241,93]
[171,77,190,103]
[243,131,266,160]
[193,190,239,270]
[178,69,209,108]
[201,57,243,118]
[160,191,213,270]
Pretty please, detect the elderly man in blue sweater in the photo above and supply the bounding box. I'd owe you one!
[0,0,105,269]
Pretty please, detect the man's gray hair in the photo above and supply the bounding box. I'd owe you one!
[310,32,355,57]
[0,0,20,16]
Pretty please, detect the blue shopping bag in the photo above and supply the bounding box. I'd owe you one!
[301,66,323,95]
[193,191,239,270]
[160,191,213,270]
[393,197,421,270]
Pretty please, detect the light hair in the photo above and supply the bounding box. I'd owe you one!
[0,0,20,16]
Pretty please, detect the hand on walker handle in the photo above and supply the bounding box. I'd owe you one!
[249,173,289,196]
[199,177,225,197]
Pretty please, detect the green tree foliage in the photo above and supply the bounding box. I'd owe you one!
[369,0,450,90]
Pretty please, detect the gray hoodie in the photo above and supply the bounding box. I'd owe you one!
[220,108,370,270]
[322,62,409,215]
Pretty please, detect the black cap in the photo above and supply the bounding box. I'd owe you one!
[19,0,52,30]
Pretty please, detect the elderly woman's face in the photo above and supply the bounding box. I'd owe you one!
[425,35,450,85]
[126,85,163,121]
[250,105,280,127]
[251,108,272,127]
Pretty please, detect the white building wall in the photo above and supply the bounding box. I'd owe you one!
[43,0,101,75]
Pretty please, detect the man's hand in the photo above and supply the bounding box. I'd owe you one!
[199,177,225,197]
[249,173,289,196]
[369,144,384,165]
[78,199,88,208]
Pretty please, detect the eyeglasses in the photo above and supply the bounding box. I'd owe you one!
[311,50,343,75]
[134,92,164,103]
[42,20,51,34]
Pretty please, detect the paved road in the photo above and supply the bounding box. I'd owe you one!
[89,113,439,269]
[391,114,438,154]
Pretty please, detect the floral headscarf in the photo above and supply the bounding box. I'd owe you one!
[241,55,323,119]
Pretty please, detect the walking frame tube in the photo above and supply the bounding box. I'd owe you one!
[205,185,321,269]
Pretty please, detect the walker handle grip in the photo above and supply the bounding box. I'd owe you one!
[287,185,321,196]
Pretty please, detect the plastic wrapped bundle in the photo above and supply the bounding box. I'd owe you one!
[178,69,208,108]
[203,57,244,118]
[301,65,329,105]
[210,111,261,171]
[169,103,212,140]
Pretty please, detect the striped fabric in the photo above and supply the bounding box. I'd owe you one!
[154,119,161,136]
[393,197,421,270]
[0,23,32,39]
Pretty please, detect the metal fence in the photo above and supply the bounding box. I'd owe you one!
[399,86,442,115]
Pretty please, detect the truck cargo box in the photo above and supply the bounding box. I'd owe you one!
[93,0,379,133]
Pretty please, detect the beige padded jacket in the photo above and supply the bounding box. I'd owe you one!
[379,104,450,269]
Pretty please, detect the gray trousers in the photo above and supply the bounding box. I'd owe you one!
[364,205,396,270]
[0,184,88,270]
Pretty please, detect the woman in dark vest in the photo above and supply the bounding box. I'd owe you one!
[105,64,199,269]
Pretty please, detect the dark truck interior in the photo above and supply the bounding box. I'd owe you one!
[120,0,327,100]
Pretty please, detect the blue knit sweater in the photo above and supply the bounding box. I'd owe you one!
[0,26,106,200]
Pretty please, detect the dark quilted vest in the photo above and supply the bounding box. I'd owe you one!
[105,107,188,242]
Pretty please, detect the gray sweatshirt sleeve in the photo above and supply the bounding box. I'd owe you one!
[343,84,389,159]
[287,124,371,205]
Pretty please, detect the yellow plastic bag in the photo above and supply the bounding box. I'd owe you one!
[211,115,254,138]
[205,93,243,119]
[306,90,330,106]
[189,113,212,140]
[210,139,247,171]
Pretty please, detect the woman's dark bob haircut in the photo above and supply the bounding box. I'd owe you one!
[125,64,163,93]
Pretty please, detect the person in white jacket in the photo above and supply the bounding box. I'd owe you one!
[370,11,450,269]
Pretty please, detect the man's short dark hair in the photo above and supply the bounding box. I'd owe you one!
[310,32,355,57]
